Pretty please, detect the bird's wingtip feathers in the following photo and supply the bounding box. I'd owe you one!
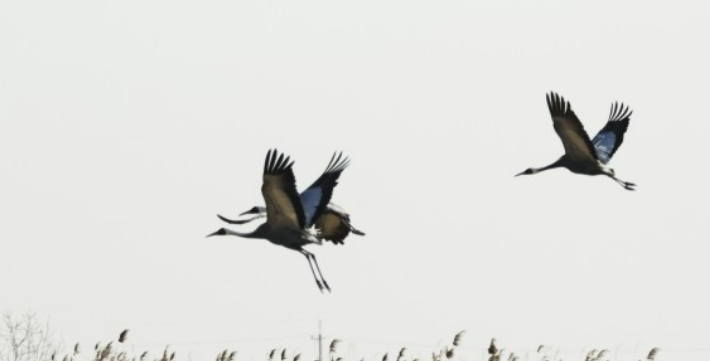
[325,151,350,173]
[546,91,571,116]
[608,101,633,122]
[264,149,296,175]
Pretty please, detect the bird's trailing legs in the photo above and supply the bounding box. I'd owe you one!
[300,250,331,293]
[309,252,330,292]
[607,174,636,191]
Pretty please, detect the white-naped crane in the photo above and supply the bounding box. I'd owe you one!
[219,203,364,245]
[516,92,636,190]
[208,149,349,292]
[217,152,364,245]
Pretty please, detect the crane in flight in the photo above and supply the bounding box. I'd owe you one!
[208,149,352,292]
[218,204,364,245]
[516,92,636,190]
[216,152,364,245]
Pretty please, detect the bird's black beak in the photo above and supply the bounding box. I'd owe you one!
[515,171,525,177]
[206,229,225,238]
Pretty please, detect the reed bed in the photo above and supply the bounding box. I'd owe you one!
[39,329,659,361]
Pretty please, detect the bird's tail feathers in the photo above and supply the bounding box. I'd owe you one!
[343,218,365,236]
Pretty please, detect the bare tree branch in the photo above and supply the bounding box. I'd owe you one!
[0,311,62,361]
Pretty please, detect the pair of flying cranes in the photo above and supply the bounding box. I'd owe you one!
[208,92,635,292]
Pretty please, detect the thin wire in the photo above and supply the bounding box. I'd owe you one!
[131,335,310,347]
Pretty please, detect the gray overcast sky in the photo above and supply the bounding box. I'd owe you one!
[1,1,709,361]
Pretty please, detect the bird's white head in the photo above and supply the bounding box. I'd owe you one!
[206,226,262,239]
[207,228,228,237]
[515,168,537,177]
[240,206,267,216]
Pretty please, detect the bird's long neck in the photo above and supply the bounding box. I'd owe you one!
[222,227,264,239]
[534,158,565,173]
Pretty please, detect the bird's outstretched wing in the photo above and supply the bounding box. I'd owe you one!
[299,152,350,227]
[314,208,351,245]
[547,92,598,162]
[261,149,306,229]
[591,102,632,164]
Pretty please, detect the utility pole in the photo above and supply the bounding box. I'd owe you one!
[311,320,324,361]
[318,320,323,361]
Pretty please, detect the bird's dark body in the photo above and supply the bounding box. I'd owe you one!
[220,204,364,245]
[252,223,317,250]
[556,156,608,176]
